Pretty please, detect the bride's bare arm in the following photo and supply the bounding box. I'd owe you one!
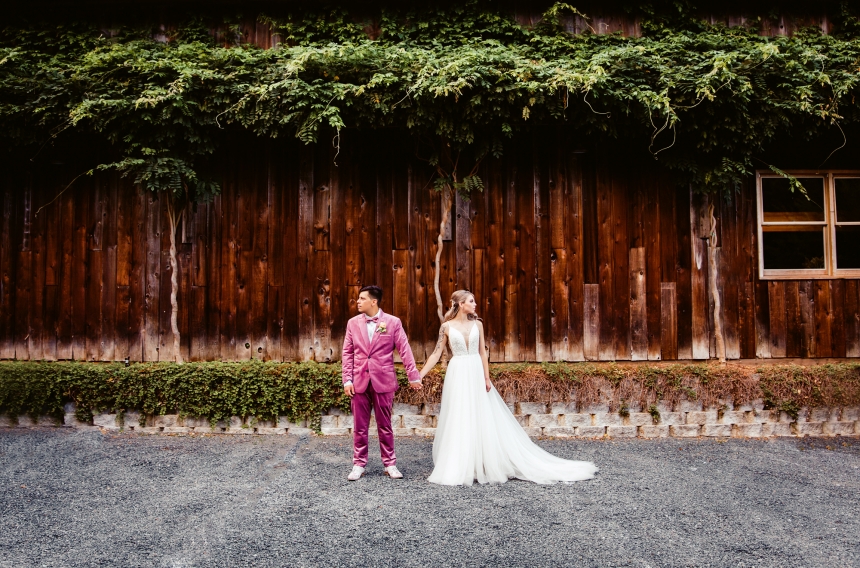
[478,321,491,391]
[419,323,448,379]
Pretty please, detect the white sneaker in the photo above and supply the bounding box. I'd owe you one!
[384,465,403,479]
[347,466,365,481]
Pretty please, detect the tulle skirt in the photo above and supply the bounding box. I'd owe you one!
[428,354,598,486]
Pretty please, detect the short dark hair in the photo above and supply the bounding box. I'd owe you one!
[359,285,383,302]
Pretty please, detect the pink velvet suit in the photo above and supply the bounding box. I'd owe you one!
[342,311,421,467]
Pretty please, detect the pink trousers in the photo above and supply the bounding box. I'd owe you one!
[351,381,396,467]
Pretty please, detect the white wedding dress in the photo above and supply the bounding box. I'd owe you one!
[428,322,598,486]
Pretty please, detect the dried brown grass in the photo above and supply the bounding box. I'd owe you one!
[395,362,860,412]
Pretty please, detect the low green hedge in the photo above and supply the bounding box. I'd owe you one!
[0,361,354,430]
[1,361,859,431]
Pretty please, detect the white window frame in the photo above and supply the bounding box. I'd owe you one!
[757,170,860,280]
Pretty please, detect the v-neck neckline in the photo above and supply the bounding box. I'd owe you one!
[450,321,477,352]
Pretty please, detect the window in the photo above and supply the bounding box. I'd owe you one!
[757,171,860,279]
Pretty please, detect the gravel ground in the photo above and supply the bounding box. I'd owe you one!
[0,429,858,568]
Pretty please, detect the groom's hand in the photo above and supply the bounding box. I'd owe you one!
[344,383,355,397]
[409,381,423,391]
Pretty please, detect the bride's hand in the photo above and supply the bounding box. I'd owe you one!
[485,378,491,392]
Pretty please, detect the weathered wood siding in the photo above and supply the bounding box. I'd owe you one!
[1,131,858,362]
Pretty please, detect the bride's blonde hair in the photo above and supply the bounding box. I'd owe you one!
[442,290,480,323]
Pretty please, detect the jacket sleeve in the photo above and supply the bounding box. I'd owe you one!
[342,322,355,385]
[393,319,422,383]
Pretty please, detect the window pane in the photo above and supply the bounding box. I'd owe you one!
[762,230,825,270]
[835,178,860,222]
[761,177,825,222]
[836,226,860,269]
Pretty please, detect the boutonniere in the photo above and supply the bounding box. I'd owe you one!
[375,322,388,334]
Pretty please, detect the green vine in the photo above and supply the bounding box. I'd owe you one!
[2,2,860,195]
[1,362,858,429]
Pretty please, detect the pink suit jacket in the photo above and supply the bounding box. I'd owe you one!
[341,311,421,394]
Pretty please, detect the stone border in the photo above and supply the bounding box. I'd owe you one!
[2,401,858,439]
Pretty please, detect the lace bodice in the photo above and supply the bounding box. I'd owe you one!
[448,322,479,357]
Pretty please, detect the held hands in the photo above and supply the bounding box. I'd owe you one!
[409,381,423,391]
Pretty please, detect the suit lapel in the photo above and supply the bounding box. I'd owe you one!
[354,316,371,355]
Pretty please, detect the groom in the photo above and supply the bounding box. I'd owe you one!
[342,285,422,480]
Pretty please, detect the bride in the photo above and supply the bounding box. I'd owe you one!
[419,290,597,486]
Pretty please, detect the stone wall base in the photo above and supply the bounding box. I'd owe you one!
[3,402,859,440]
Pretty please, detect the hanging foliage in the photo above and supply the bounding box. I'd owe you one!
[1,1,860,196]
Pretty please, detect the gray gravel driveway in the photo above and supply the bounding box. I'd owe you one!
[1,429,858,567]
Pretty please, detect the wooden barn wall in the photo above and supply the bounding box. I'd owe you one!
[1,132,859,363]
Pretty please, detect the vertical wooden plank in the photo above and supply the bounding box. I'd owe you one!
[114,178,132,360]
[503,155,521,361]
[81,178,104,361]
[644,175,662,360]
[660,282,678,360]
[232,148,255,361]
[329,140,347,361]
[312,142,332,362]
[658,183,677,285]
[158,196,176,362]
[719,197,740,360]
[142,192,161,361]
[581,153,599,286]
[612,173,631,361]
[844,281,860,357]
[595,156,615,360]
[267,153,284,289]
[44,181,59,290]
[251,147,269,360]
[260,273,279,360]
[738,282,756,359]
[0,182,13,358]
[689,191,710,360]
[84,250,103,362]
[297,144,315,360]
[550,248,570,360]
[70,181,89,360]
[565,151,585,361]
[813,281,832,358]
[754,280,772,358]
[455,191,472,291]
[178,239,192,362]
[280,144,299,361]
[784,281,801,358]
[128,187,146,361]
[675,187,693,359]
[798,281,815,357]
[768,281,786,358]
[427,166,451,355]
[29,181,46,361]
[629,247,647,360]
[516,138,537,361]
[484,158,504,361]
[472,248,485,327]
[407,163,429,360]
[43,286,58,361]
[376,141,396,318]
[583,283,600,361]
[100,178,118,361]
[312,249,332,362]
[392,250,409,323]
[829,280,845,358]
[534,137,551,361]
